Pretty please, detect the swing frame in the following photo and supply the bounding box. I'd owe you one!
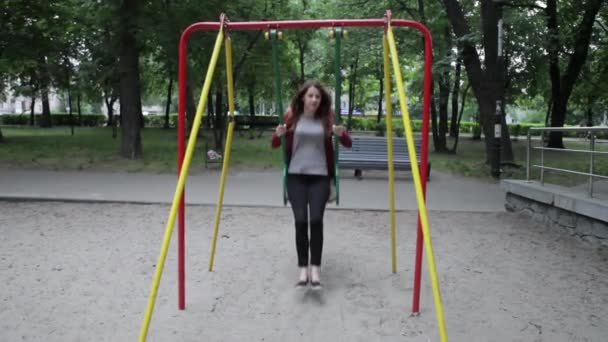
[138,11,446,342]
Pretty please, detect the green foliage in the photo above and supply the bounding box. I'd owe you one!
[471,123,482,137]
[520,110,546,124]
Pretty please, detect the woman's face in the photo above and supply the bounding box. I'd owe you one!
[302,86,321,114]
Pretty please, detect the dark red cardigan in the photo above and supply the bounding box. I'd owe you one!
[271,126,352,178]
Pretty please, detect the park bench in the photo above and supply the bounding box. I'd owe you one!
[338,135,431,179]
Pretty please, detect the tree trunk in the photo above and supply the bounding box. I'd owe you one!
[441,0,514,165]
[248,83,255,117]
[586,107,593,127]
[29,76,37,126]
[0,128,3,142]
[546,0,562,147]
[38,56,52,128]
[544,100,552,127]
[430,83,440,149]
[248,81,255,139]
[40,87,51,128]
[206,93,214,129]
[164,75,173,129]
[29,97,35,126]
[450,83,470,153]
[77,93,82,125]
[105,94,116,126]
[213,86,224,150]
[450,57,462,137]
[546,0,603,148]
[472,113,482,140]
[478,93,495,163]
[500,107,514,163]
[119,0,143,159]
[437,72,449,152]
[67,83,73,136]
[185,79,196,129]
[436,26,451,153]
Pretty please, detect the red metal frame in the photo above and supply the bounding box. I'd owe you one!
[177,13,432,313]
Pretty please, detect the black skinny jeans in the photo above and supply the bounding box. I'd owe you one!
[286,174,330,267]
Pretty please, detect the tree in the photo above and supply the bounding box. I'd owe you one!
[118,0,143,158]
[1,1,70,128]
[441,0,514,166]
[545,0,604,148]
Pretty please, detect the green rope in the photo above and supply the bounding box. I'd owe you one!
[333,27,342,205]
[270,29,288,205]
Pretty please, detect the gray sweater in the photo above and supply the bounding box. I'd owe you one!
[288,116,327,175]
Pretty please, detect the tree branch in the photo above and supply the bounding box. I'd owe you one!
[441,0,485,99]
[393,0,419,19]
[504,2,545,11]
[596,18,608,35]
[232,31,263,86]
[559,0,604,100]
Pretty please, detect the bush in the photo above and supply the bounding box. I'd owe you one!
[393,127,404,137]
[347,116,375,130]
[509,124,522,137]
[374,121,386,136]
[0,113,106,126]
[50,113,106,126]
[1,114,29,125]
[472,123,482,137]
[143,114,178,128]
[459,121,478,134]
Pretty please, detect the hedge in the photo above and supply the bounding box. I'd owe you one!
[0,113,106,126]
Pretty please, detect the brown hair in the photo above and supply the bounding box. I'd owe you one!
[284,80,334,137]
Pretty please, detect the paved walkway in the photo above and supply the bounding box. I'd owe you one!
[0,168,506,212]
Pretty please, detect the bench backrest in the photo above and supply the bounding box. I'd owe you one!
[342,135,422,156]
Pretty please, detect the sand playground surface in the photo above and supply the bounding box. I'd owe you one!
[1,201,607,341]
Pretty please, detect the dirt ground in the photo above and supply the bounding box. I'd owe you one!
[0,201,607,341]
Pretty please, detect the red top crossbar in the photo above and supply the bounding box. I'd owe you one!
[180,18,430,37]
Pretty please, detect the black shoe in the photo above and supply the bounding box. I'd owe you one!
[295,279,309,289]
[310,280,322,290]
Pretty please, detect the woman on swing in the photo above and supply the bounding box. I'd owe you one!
[271,80,352,290]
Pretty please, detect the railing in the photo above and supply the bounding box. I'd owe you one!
[526,126,608,198]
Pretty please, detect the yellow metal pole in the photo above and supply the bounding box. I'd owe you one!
[209,35,236,271]
[386,26,448,342]
[383,33,397,274]
[138,27,225,342]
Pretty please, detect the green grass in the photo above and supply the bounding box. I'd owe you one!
[430,136,608,186]
[0,126,282,173]
[1,126,606,187]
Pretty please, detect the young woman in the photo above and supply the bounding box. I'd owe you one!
[271,80,352,290]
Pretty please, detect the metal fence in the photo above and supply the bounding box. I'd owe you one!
[526,126,608,198]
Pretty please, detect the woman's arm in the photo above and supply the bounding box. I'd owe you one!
[332,124,352,148]
[339,130,352,148]
[271,131,282,148]
[272,111,292,148]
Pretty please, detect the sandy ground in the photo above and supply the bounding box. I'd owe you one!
[0,201,607,342]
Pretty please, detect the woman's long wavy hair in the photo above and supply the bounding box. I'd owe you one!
[284,80,334,137]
